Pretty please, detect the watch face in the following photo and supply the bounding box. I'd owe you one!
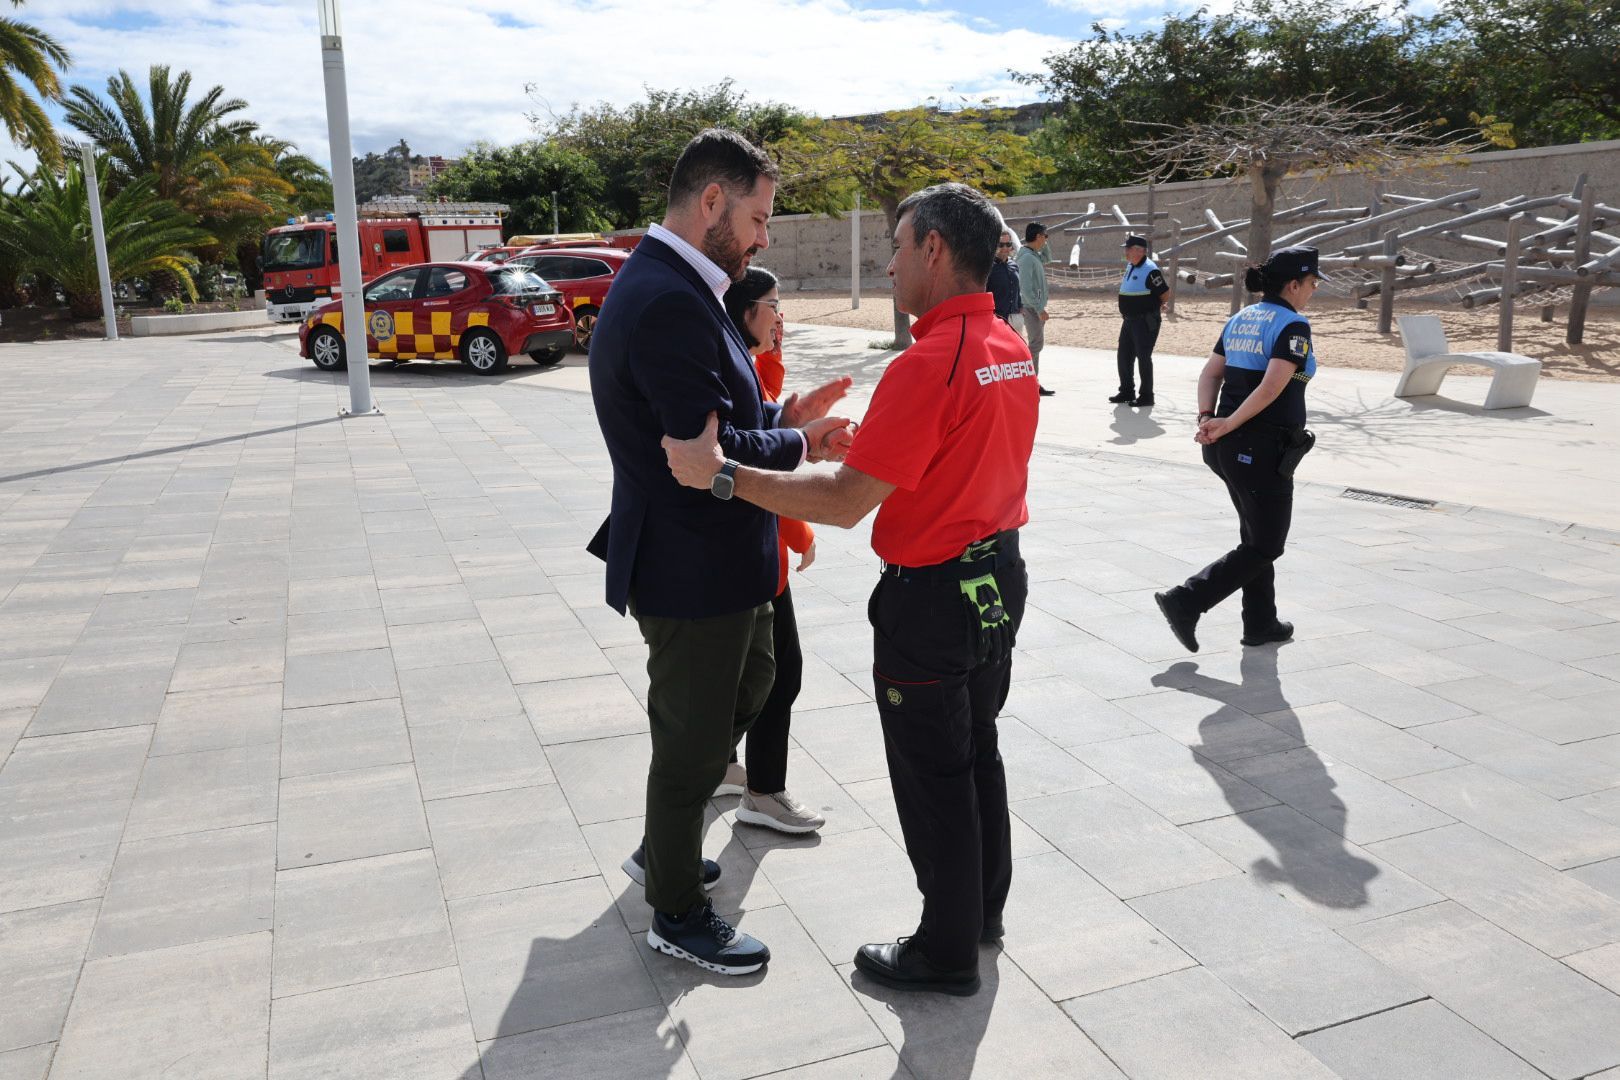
[711,472,735,500]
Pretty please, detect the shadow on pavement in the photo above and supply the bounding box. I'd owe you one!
[851,948,1001,1079]
[1153,648,1378,911]
[1108,402,1167,445]
[0,414,345,484]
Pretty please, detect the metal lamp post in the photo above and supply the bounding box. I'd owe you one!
[317,0,378,416]
[67,141,118,340]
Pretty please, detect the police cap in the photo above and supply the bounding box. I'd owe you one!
[1121,235,1149,249]
[1263,246,1330,283]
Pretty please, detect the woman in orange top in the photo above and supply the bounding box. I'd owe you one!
[716,267,824,834]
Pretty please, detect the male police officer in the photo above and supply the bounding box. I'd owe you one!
[1109,234,1170,407]
[661,183,1038,997]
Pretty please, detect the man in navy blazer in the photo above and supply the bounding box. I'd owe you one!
[588,129,851,976]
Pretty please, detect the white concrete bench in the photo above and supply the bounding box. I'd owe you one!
[1394,315,1541,409]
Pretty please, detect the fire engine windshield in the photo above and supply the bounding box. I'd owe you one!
[262,230,327,271]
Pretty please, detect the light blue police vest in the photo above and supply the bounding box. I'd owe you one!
[1119,259,1159,296]
[1221,301,1316,376]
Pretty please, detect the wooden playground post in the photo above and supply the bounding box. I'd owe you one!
[1498,213,1523,352]
[1567,185,1596,345]
[1376,230,1398,334]
[1166,219,1180,318]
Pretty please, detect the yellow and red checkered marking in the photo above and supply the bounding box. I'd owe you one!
[313,307,491,361]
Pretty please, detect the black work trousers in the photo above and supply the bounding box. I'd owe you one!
[1180,431,1294,633]
[1116,313,1161,397]
[634,599,774,915]
[732,584,801,795]
[868,540,1027,972]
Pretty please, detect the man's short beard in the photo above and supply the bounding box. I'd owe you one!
[701,211,756,281]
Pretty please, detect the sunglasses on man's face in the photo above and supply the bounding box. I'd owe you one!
[997,242,1014,248]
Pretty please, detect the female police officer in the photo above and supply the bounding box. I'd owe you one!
[1154,247,1323,652]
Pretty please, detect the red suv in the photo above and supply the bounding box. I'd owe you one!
[299,262,574,375]
[506,246,629,352]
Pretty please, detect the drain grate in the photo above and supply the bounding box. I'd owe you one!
[1341,487,1437,510]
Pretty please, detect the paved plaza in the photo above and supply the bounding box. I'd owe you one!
[3,326,1620,1079]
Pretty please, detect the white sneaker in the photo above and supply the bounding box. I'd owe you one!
[736,789,825,834]
[714,761,747,798]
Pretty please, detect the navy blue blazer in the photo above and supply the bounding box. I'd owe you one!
[588,236,804,618]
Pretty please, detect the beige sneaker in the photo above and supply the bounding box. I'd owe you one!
[736,789,825,834]
[714,761,747,798]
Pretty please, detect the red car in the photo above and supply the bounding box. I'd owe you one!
[506,245,629,352]
[298,262,574,375]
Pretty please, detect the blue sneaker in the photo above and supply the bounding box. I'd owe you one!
[648,901,770,975]
[620,842,720,891]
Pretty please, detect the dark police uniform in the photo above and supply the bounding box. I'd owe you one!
[1116,239,1169,403]
[1179,295,1316,634]
[988,256,1021,324]
[842,291,1039,976]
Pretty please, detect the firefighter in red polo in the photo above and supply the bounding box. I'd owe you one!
[662,182,1039,997]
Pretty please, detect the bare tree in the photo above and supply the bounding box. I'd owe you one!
[1135,95,1479,272]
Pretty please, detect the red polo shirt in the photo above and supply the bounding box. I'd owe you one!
[844,292,1039,567]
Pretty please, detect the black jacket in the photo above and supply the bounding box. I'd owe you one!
[588,237,803,618]
[988,258,1021,319]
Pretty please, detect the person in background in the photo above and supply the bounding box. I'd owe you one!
[988,228,1021,327]
[714,267,826,834]
[1016,221,1055,397]
[1110,234,1170,408]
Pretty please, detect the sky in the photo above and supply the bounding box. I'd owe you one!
[5,0,1233,172]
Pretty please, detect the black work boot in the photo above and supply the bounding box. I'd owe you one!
[1241,621,1294,646]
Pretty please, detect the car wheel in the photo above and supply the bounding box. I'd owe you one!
[572,306,598,352]
[308,327,346,370]
[528,346,564,366]
[461,328,508,375]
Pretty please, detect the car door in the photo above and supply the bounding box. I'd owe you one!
[418,266,473,360]
[361,267,425,358]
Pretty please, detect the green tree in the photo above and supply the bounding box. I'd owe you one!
[0,159,212,316]
[352,139,417,203]
[1437,0,1620,145]
[428,140,609,235]
[1020,0,1466,189]
[773,104,1053,344]
[0,0,70,168]
[543,80,807,228]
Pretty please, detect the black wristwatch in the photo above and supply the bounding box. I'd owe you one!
[710,459,740,500]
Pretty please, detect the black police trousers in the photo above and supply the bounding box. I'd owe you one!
[1180,430,1294,633]
[1116,313,1161,397]
[868,537,1028,972]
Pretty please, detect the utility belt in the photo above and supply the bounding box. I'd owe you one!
[879,530,1022,665]
[1222,420,1315,477]
[880,530,1020,583]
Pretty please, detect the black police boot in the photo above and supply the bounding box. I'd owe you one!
[1154,589,1200,653]
[1133,395,1155,407]
[1108,391,1134,403]
[1241,621,1294,646]
[855,937,981,996]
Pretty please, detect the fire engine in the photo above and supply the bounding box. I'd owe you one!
[260,199,507,323]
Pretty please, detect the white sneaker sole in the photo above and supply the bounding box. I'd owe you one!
[646,928,765,975]
[735,806,824,834]
[621,855,719,891]
[713,782,746,797]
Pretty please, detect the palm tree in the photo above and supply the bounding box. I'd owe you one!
[63,65,257,202]
[0,159,213,316]
[0,1,71,168]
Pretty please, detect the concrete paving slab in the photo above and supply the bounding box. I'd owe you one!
[277,763,429,869]
[1344,902,1620,1080]
[1394,763,1620,869]
[0,1044,53,1080]
[1063,966,1339,1080]
[1298,999,1545,1080]
[0,900,98,1053]
[475,1005,701,1080]
[426,783,596,900]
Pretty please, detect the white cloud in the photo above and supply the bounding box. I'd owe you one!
[22,0,1070,167]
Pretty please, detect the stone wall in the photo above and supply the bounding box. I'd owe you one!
[760,139,1620,291]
